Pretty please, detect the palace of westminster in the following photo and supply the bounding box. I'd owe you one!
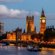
[0,9,47,43]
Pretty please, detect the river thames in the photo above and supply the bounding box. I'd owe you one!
[0,46,55,55]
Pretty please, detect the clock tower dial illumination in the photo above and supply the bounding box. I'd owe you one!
[42,20,45,23]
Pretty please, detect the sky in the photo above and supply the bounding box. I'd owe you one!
[0,0,55,32]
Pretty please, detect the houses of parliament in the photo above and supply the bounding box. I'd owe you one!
[6,9,46,43]
[26,9,46,34]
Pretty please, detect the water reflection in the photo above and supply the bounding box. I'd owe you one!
[40,51,48,55]
[40,48,55,55]
[0,46,55,55]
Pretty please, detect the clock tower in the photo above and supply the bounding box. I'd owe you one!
[40,9,46,34]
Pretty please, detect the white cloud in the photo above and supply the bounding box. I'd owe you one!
[0,5,29,18]
[0,5,39,18]
[33,11,40,16]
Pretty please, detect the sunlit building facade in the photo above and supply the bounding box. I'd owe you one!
[21,33,32,41]
[26,16,35,33]
[7,27,22,41]
[7,32,16,41]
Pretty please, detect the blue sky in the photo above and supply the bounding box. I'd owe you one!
[0,0,55,32]
[1,0,55,13]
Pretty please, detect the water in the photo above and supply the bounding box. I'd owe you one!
[0,46,55,55]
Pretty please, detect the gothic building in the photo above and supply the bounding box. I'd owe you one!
[40,9,46,34]
[26,16,35,33]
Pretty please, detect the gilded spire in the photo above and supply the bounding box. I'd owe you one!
[41,8,45,17]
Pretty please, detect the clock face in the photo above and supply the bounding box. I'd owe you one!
[42,20,45,23]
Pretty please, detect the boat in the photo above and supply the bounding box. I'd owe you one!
[0,42,9,46]
[27,45,41,52]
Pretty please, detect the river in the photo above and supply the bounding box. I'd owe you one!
[0,46,55,55]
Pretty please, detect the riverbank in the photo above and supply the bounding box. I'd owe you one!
[39,43,55,48]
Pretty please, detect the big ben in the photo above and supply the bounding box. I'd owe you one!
[40,9,46,34]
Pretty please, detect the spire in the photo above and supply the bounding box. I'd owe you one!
[41,8,45,17]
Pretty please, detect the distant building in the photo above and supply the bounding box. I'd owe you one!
[21,33,31,41]
[7,27,22,41]
[15,27,22,41]
[7,32,16,41]
[44,26,55,42]
[26,16,35,33]
[0,22,4,36]
[40,9,46,34]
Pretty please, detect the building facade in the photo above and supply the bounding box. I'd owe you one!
[0,22,4,36]
[26,16,35,33]
[40,9,46,34]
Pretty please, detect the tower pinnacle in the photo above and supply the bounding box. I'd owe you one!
[41,9,45,17]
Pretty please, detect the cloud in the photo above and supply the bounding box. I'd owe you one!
[0,5,39,18]
[46,14,55,20]
[33,11,40,16]
[0,5,29,18]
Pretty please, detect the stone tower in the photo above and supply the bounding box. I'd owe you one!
[26,16,35,33]
[40,9,46,34]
